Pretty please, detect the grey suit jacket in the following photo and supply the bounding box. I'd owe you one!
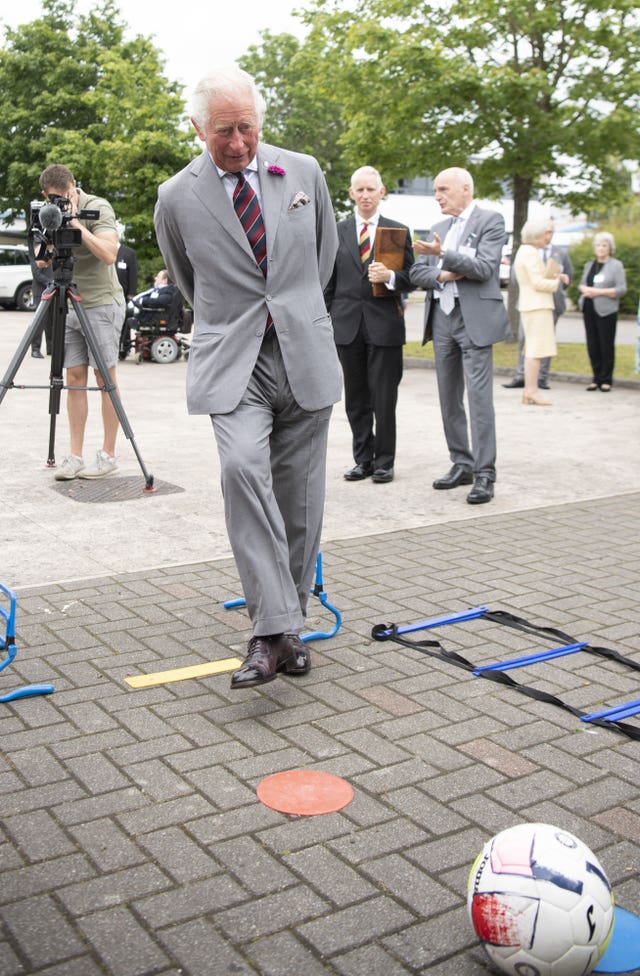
[154,143,341,415]
[409,205,511,346]
[578,257,627,317]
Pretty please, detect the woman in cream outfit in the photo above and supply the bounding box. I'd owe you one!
[512,218,570,405]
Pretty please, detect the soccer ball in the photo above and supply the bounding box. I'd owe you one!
[467,822,614,976]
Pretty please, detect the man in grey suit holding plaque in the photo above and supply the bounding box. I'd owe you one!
[411,167,511,505]
[154,65,341,690]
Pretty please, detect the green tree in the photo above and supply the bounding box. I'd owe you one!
[239,30,353,211]
[0,0,196,275]
[288,0,640,246]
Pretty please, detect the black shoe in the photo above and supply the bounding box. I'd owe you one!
[502,378,524,389]
[279,634,311,676]
[372,467,394,483]
[344,462,373,481]
[433,464,473,490]
[538,380,550,390]
[31,349,44,359]
[230,635,282,689]
[467,476,494,505]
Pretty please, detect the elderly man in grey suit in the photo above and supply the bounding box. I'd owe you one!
[411,167,511,505]
[154,65,341,690]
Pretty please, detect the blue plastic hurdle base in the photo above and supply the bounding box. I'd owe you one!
[1,583,54,703]
[223,552,342,643]
[594,906,640,973]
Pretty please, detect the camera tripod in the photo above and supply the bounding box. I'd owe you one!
[0,251,154,490]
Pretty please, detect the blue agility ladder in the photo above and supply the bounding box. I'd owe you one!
[372,607,640,740]
[0,584,55,703]
[224,551,342,643]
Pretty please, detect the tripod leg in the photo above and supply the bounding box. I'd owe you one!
[0,300,52,406]
[68,294,154,490]
[47,289,69,466]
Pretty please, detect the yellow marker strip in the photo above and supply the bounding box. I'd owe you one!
[125,657,243,688]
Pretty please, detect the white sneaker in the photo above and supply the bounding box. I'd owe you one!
[79,451,118,479]
[54,455,85,481]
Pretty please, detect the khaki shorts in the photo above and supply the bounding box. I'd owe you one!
[64,301,122,370]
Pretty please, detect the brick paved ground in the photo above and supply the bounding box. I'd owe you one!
[1,492,639,975]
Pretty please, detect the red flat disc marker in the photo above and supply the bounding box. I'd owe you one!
[256,769,354,816]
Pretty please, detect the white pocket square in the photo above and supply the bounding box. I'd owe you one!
[288,191,311,211]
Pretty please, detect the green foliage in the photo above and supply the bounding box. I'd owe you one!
[568,220,640,317]
[239,31,353,211]
[0,0,197,270]
[246,0,640,239]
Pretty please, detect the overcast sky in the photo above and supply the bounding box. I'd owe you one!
[1,0,305,107]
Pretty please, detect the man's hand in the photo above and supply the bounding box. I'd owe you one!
[413,233,442,257]
[439,269,463,283]
[368,260,392,284]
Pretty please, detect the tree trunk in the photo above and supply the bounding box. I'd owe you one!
[507,174,533,334]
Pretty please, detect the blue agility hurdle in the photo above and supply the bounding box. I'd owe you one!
[224,551,342,644]
[1,583,54,703]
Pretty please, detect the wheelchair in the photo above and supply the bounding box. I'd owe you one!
[119,287,192,364]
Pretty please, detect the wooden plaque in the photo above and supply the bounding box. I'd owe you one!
[372,226,406,297]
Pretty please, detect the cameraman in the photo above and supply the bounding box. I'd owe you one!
[37,164,125,479]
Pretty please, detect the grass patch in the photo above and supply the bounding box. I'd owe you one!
[404,340,639,380]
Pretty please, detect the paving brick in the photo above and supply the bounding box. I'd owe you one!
[296,896,415,955]
[1,894,85,970]
[57,863,171,916]
[158,918,254,975]
[77,906,170,976]
[211,835,297,896]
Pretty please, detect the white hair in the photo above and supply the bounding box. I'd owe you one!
[594,231,616,255]
[521,216,554,245]
[350,165,383,189]
[437,167,474,195]
[190,64,266,129]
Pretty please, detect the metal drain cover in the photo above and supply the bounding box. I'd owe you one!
[51,476,185,503]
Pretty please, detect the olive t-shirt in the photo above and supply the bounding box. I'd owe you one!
[72,189,125,309]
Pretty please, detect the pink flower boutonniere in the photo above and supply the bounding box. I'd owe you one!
[267,165,286,176]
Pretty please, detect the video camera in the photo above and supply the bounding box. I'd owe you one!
[29,193,100,256]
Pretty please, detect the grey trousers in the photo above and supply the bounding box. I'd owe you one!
[432,303,497,480]
[212,337,332,637]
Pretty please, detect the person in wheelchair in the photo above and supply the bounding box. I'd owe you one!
[120,270,191,362]
[134,269,184,326]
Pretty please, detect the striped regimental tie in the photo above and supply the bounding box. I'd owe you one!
[232,172,273,333]
[359,222,371,264]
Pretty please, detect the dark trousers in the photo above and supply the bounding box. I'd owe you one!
[583,304,617,386]
[337,328,403,471]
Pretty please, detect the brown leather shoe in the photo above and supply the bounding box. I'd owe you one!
[230,636,281,689]
[279,634,311,676]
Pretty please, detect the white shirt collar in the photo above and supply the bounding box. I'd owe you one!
[211,154,259,179]
[355,209,380,229]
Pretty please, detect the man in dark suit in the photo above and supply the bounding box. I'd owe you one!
[325,166,415,484]
[502,218,573,390]
[411,167,511,505]
[116,241,138,303]
[155,65,341,690]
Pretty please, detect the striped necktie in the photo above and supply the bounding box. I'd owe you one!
[232,172,273,334]
[359,222,371,264]
[233,173,267,274]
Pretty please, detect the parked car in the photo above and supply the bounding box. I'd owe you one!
[0,244,35,311]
